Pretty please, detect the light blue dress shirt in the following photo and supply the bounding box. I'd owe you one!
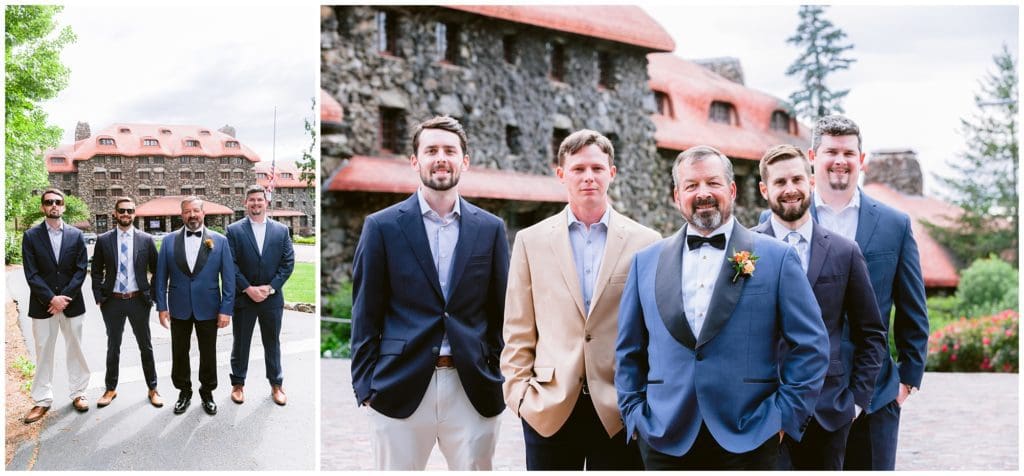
[567,207,610,315]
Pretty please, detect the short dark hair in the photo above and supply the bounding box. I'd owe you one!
[759,144,811,181]
[557,129,614,167]
[812,115,862,153]
[411,115,469,156]
[245,184,266,198]
[180,196,204,211]
[672,146,735,189]
[113,196,135,210]
[40,188,64,204]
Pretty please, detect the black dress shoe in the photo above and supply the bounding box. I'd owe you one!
[201,397,217,415]
[174,392,192,414]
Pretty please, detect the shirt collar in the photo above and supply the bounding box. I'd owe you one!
[769,215,813,243]
[814,187,861,213]
[184,226,205,237]
[417,188,461,218]
[46,221,64,233]
[685,216,735,252]
[248,216,268,226]
[567,206,610,230]
[117,226,135,238]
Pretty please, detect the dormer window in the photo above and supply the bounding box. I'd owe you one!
[143,139,159,146]
[98,138,115,146]
[770,110,797,135]
[119,127,131,134]
[160,128,172,135]
[185,139,200,147]
[281,173,293,179]
[50,157,66,164]
[256,172,268,180]
[709,101,738,126]
[225,140,239,148]
[654,90,673,118]
[199,130,211,135]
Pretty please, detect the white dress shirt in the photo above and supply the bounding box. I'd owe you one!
[249,217,267,256]
[683,217,735,337]
[770,216,812,274]
[46,221,64,265]
[567,207,610,315]
[814,189,860,241]
[184,226,205,272]
[418,190,461,357]
[117,227,139,293]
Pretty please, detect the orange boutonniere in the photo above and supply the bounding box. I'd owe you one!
[204,238,214,250]
[728,249,759,283]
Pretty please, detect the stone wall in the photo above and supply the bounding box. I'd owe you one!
[865,149,923,196]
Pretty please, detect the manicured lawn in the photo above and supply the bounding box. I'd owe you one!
[283,262,315,304]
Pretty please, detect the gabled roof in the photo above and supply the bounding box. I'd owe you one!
[445,6,674,52]
[321,89,343,124]
[327,156,567,203]
[44,123,261,173]
[255,161,310,189]
[648,53,810,160]
[134,195,234,217]
[863,183,961,288]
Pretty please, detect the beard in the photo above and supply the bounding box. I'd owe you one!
[46,208,62,219]
[185,217,202,230]
[116,215,134,227]
[770,192,811,222]
[684,195,731,233]
[827,165,853,191]
[420,164,460,192]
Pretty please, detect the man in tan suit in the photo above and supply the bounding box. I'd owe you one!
[501,129,660,470]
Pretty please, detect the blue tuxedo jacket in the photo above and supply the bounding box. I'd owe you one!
[22,222,89,318]
[91,228,158,308]
[753,220,887,430]
[350,193,510,419]
[811,190,929,412]
[154,228,236,320]
[615,223,829,456]
[225,218,295,310]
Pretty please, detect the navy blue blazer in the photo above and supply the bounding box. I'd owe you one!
[91,228,158,307]
[616,223,829,456]
[22,222,88,319]
[350,193,510,419]
[154,228,236,320]
[226,218,295,310]
[753,220,887,431]
[759,189,930,411]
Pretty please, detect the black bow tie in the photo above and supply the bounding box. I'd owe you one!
[186,230,202,238]
[687,233,726,250]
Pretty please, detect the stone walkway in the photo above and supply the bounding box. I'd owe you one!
[321,359,1018,471]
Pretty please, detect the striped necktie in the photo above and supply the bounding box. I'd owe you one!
[117,232,129,292]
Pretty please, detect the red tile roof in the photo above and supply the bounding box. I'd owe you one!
[863,183,961,288]
[44,123,261,173]
[446,6,674,52]
[321,89,343,124]
[254,161,310,189]
[327,156,567,203]
[134,195,235,217]
[267,209,305,217]
[647,53,811,160]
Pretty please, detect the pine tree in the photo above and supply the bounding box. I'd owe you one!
[926,45,1018,266]
[785,5,856,121]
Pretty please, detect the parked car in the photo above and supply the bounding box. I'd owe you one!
[83,232,97,245]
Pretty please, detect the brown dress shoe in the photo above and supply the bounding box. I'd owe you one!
[97,390,117,407]
[230,384,244,404]
[23,405,49,424]
[72,396,89,412]
[271,385,287,406]
[148,389,164,408]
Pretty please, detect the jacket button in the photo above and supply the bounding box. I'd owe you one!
[585,334,592,342]
[443,312,450,318]
[695,353,703,361]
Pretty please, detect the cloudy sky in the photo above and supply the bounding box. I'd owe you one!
[643,3,1019,196]
[42,4,319,166]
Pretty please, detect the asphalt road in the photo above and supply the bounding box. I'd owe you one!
[5,267,318,471]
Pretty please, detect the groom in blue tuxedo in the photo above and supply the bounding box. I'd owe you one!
[615,146,829,470]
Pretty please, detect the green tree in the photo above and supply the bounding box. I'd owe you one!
[785,5,856,121]
[926,45,1018,266]
[21,194,91,229]
[297,96,317,188]
[5,5,75,231]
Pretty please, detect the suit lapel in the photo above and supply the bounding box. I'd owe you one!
[589,209,627,318]
[697,223,753,347]
[132,231,145,287]
[57,225,75,265]
[807,224,829,285]
[193,230,211,275]
[174,230,190,277]
[398,194,444,301]
[854,191,880,254]
[447,198,479,297]
[241,219,261,258]
[654,228,697,349]
[550,209,586,319]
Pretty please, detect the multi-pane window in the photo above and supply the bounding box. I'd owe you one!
[180,170,192,179]
[138,170,151,180]
[94,170,107,179]
[109,156,122,165]
[549,42,566,82]
[598,51,616,89]
[195,171,205,180]
[153,171,165,180]
[155,188,166,196]
[94,188,107,197]
[435,22,459,64]
[139,188,151,197]
[221,171,230,180]
[770,110,795,134]
[139,156,150,164]
[256,172,268,180]
[226,141,239,148]
[220,157,231,165]
[376,11,399,56]
[99,138,115,145]
[195,187,206,196]
[50,157,66,164]
[63,174,72,182]
[234,187,244,194]
[110,171,121,180]
[181,187,192,195]
[380,107,405,154]
[233,171,244,180]
[153,157,165,164]
[709,101,738,125]
[143,139,159,146]
[654,90,673,118]
[180,157,191,164]
[185,140,200,147]
[220,187,231,195]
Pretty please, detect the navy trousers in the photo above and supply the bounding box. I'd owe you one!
[522,392,642,470]
[844,399,901,470]
[170,316,219,398]
[100,295,157,390]
[637,422,778,470]
[229,303,284,386]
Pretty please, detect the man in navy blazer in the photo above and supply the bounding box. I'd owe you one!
[21,189,91,423]
[351,116,510,470]
[754,145,888,469]
[91,197,164,408]
[155,196,236,416]
[226,185,295,406]
[615,146,829,469]
[807,115,929,470]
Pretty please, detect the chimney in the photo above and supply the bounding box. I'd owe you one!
[218,125,237,137]
[75,121,91,141]
[694,57,746,85]
[864,149,923,196]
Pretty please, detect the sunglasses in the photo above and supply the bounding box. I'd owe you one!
[117,208,135,214]
[43,199,64,206]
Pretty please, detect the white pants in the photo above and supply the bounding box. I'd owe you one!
[368,367,500,470]
[30,312,91,406]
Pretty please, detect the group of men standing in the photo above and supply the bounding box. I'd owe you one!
[351,114,928,470]
[21,185,294,424]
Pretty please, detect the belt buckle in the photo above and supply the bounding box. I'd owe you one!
[581,381,590,395]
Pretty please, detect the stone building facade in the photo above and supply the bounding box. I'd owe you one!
[255,161,317,236]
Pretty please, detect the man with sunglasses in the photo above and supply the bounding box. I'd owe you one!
[91,197,163,408]
[21,189,91,423]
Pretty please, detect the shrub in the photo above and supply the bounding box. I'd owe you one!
[927,310,1018,372]
[5,232,23,264]
[927,295,961,331]
[293,235,316,245]
[956,256,1018,317]
[321,280,352,358]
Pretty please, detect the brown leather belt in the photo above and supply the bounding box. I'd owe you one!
[111,291,140,299]
[435,355,455,368]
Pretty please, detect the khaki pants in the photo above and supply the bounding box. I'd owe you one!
[31,312,91,406]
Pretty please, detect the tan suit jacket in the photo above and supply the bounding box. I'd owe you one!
[501,206,660,437]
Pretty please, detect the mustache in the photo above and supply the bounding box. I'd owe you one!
[693,196,719,209]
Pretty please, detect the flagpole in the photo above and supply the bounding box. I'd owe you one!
[269,106,277,215]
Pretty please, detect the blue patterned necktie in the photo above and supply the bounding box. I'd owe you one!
[117,232,129,292]
[786,231,808,273]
